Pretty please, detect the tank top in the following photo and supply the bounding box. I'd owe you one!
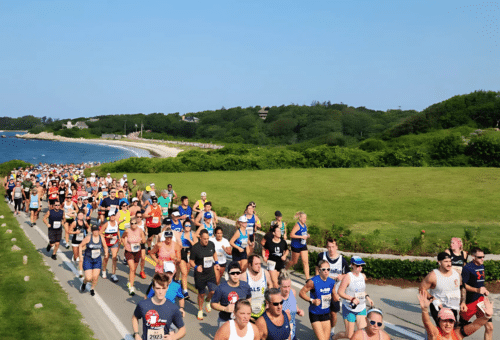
[125,227,142,252]
[228,320,254,340]
[361,329,383,340]
[290,222,307,249]
[246,214,256,236]
[234,228,249,249]
[48,210,64,229]
[137,220,145,232]
[171,219,183,232]
[84,235,103,259]
[203,220,214,237]
[118,209,131,231]
[63,201,74,219]
[309,275,336,315]
[72,219,87,244]
[262,311,290,340]
[104,220,119,246]
[247,269,267,317]
[282,290,297,340]
[343,272,366,313]
[429,269,461,310]
[154,244,176,273]
[319,252,345,280]
[146,205,162,228]
[13,186,22,199]
[449,249,466,267]
[437,327,460,340]
[29,194,39,209]
[49,186,58,199]
[181,231,193,248]
[8,182,15,190]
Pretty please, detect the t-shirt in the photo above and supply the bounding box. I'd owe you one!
[158,196,171,215]
[211,281,252,321]
[462,261,485,304]
[191,241,217,279]
[264,238,288,265]
[146,281,184,304]
[101,197,120,217]
[209,237,231,264]
[133,298,184,340]
[178,205,192,218]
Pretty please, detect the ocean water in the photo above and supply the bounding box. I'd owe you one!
[0,131,151,165]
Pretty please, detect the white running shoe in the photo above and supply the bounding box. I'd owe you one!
[129,286,135,296]
[111,274,118,283]
[101,270,107,279]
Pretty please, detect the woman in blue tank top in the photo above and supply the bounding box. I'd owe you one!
[80,225,108,296]
[244,203,261,256]
[299,260,336,340]
[230,215,252,272]
[279,270,305,340]
[29,189,41,227]
[287,211,311,280]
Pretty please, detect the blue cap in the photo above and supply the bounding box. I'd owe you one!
[351,256,366,266]
[204,212,213,219]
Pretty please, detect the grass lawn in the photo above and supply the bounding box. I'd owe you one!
[0,187,96,340]
[121,167,500,253]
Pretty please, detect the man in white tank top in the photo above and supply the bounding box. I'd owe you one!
[419,252,466,324]
[240,255,272,321]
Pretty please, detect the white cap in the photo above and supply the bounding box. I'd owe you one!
[123,174,127,177]
[201,192,207,197]
[150,183,155,187]
[163,262,176,273]
[132,197,139,202]
[172,211,180,217]
[107,173,111,176]
[238,215,248,223]
[91,173,95,176]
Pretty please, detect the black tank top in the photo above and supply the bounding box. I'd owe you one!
[449,248,466,267]
[263,311,290,340]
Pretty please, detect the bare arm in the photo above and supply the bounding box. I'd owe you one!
[418,290,439,339]
[418,271,436,301]
[213,322,230,340]
[255,316,268,340]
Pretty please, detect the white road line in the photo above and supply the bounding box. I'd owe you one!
[32,224,134,340]
[288,279,424,340]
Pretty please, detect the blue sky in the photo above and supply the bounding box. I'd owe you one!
[1,0,498,119]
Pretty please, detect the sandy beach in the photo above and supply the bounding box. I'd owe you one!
[17,132,182,158]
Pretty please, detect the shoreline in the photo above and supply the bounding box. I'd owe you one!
[17,132,182,158]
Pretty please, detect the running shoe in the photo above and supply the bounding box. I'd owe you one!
[129,286,135,296]
[79,270,83,278]
[80,282,86,292]
[46,243,51,252]
[123,257,128,265]
[102,270,107,279]
[33,223,36,227]
[204,300,212,313]
[183,291,190,299]
[197,310,204,320]
[90,289,95,296]
[127,282,131,288]
[111,274,118,283]
[51,254,57,260]
[64,242,70,249]
[140,271,146,279]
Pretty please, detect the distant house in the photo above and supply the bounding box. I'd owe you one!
[258,106,269,120]
[62,121,74,129]
[88,118,99,122]
[63,121,88,129]
[101,134,121,139]
[181,115,199,123]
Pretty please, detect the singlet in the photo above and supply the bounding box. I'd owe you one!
[196,199,207,211]
[262,311,290,340]
[283,290,297,340]
[437,327,460,340]
[203,220,214,237]
[343,272,366,313]
[58,188,66,201]
[48,209,64,229]
[361,329,384,340]
[7,181,15,190]
[137,220,145,232]
[72,219,86,245]
[84,235,103,259]
[246,214,256,236]
[13,186,23,199]
[429,269,461,310]
[86,203,92,217]
[234,228,249,249]
[171,219,183,232]
[290,222,307,249]
[449,249,467,268]
[29,194,39,209]
[103,220,119,246]
[154,244,176,273]
[125,227,143,253]
[146,205,162,228]
[309,275,336,315]
[247,268,267,318]
[228,320,254,340]
[181,231,193,248]
[118,209,131,231]
[63,201,74,219]
[48,186,58,199]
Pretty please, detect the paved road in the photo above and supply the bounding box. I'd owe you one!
[8,201,500,340]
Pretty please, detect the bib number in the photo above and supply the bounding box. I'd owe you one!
[477,301,486,314]
[14,192,21,198]
[301,237,306,245]
[162,207,168,214]
[246,226,254,235]
[152,217,159,224]
[203,256,213,268]
[355,292,366,303]
[321,294,332,310]
[76,233,84,241]
[241,239,248,248]
[24,187,30,192]
[109,206,116,215]
[147,328,164,340]
[32,202,39,208]
[91,249,100,259]
[124,223,130,229]
[267,260,276,271]
[53,221,61,229]
[59,191,65,195]
[110,236,117,244]
[131,243,141,252]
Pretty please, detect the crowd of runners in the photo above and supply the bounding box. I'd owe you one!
[3,163,495,340]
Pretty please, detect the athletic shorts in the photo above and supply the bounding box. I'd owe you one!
[330,300,341,313]
[24,192,30,200]
[125,250,141,263]
[342,305,367,323]
[83,257,102,271]
[30,207,39,212]
[48,228,63,244]
[249,234,255,243]
[65,218,74,225]
[231,250,248,262]
[147,227,161,237]
[119,230,125,237]
[291,245,308,253]
[181,248,190,263]
[49,199,57,206]
[460,296,491,322]
[141,243,146,250]
[309,311,330,323]
[194,273,217,295]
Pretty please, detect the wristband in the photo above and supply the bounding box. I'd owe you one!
[351,297,356,303]
[214,261,219,265]
[133,332,140,337]
[195,265,198,270]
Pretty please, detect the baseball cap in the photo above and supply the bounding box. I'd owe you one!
[108,210,116,216]
[163,261,175,273]
[146,186,151,192]
[351,256,366,266]
[204,212,213,219]
[201,192,207,197]
[107,173,111,176]
[437,308,456,321]
[123,174,127,177]
[238,215,248,223]
[274,210,282,217]
[437,252,452,261]
[163,229,174,238]
[132,197,139,202]
[91,173,95,176]
[172,211,180,217]
[162,218,172,225]
[91,225,100,232]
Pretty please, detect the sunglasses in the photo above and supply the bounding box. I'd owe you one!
[184,225,192,228]
[320,268,330,272]
[476,256,485,259]
[368,319,383,327]
[272,301,284,306]
[131,222,137,225]
[229,271,241,275]
[54,205,61,207]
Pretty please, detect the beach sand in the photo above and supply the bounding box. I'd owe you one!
[17,132,182,158]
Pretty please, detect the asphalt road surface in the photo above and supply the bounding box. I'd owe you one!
[8,201,500,340]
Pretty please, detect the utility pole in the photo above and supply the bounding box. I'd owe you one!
[140,122,143,138]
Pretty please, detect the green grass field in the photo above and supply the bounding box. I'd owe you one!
[122,167,500,253]
[0,188,95,340]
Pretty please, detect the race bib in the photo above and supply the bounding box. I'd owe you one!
[110,236,117,244]
[477,301,486,314]
[76,233,84,241]
[267,260,276,271]
[59,191,65,195]
[246,226,254,235]
[131,243,141,252]
[32,202,39,208]
[446,291,460,302]
[152,217,159,224]
[91,249,100,259]
[24,187,30,192]
[109,206,116,215]
[203,256,213,268]
[355,292,366,302]
[301,238,306,245]
[321,294,332,309]
[241,239,248,248]
[147,328,164,340]
[217,249,225,261]
[163,261,174,272]
[162,207,168,214]
[14,192,21,198]
[53,221,61,229]
[124,223,130,229]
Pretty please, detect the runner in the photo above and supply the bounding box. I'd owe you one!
[279,270,304,340]
[270,210,287,240]
[83,196,92,225]
[210,226,232,284]
[122,217,146,295]
[334,256,374,340]
[79,225,108,296]
[255,288,291,340]
[11,180,23,216]
[211,261,252,327]
[58,181,67,204]
[145,262,186,318]
[167,184,177,213]
[117,201,131,264]
[195,202,217,237]
[178,196,192,221]
[243,203,261,256]
[445,237,468,274]
[419,252,464,325]
[150,229,179,275]
[129,197,141,217]
[315,238,349,339]
[62,194,78,249]
[299,260,336,340]
[179,219,197,299]
[262,224,289,288]
[5,176,15,205]
[287,211,311,280]
[132,273,186,340]
[100,187,120,221]
[213,299,260,340]
[240,255,272,321]
[459,247,493,340]
[100,211,120,282]
[69,211,90,275]
[350,308,391,340]
[170,211,183,233]
[418,290,493,340]
[43,200,64,260]
[29,188,41,227]
[21,175,34,214]
[135,211,147,279]
[192,192,208,218]
[158,189,171,219]
[143,196,162,253]
[230,215,252,272]
[189,229,220,320]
